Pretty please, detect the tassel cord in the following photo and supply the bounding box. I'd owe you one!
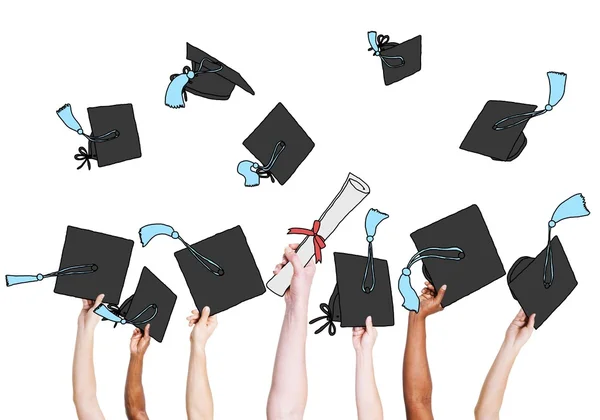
[362,242,376,293]
[309,303,336,336]
[178,236,224,276]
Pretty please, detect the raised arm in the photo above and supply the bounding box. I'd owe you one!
[267,244,316,420]
[125,324,151,420]
[186,306,218,420]
[72,294,106,420]
[475,310,535,420]
[403,281,447,420]
[353,316,383,420]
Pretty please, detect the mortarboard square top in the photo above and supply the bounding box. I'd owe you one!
[410,205,506,307]
[508,237,577,329]
[335,253,394,328]
[460,101,536,161]
[240,103,315,186]
[122,267,177,342]
[460,72,567,161]
[175,225,265,315]
[185,42,255,100]
[54,226,134,305]
[367,32,422,86]
[87,104,142,167]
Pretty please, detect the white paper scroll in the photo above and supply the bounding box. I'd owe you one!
[266,173,370,296]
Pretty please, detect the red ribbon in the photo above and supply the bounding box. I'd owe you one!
[287,220,326,263]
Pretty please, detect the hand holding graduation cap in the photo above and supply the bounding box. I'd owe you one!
[352,316,378,352]
[273,244,316,308]
[130,324,151,357]
[416,281,447,318]
[78,294,105,331]
[187,306,218,350]
[504,309,535,351]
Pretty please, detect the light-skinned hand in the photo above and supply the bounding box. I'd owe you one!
[352,316,378,353]
[273,243,316,307]
[130,324,151,357]
[77,294,104,331]
[416,281,447,318]
[187,306,218,350]
[504,309,535,350]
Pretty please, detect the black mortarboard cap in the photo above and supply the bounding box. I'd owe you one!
[238,103,315,187]
[460,72,567,161]
[138,224,265,315]
[367,31,422,86]
[94,267,177,342]
[6,226,133,305]
[507,237,577,329]
[408,205,505,308]
[165,43,255,108]
[56,103,141,169]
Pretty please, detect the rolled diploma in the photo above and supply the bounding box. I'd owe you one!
[266,173,370,296]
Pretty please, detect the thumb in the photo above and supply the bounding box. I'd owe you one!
[284,246,304,274]
[144,323,151,336]
[365,316,374,333]
[433,285,447,306]
[91,294,105,311]
[526,313,536,330]
[200,306,211,323]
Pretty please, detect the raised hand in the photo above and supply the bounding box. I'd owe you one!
[77,294,105,331]
[130,324,152,357]
[417,281,447,318]
[187,306,218,350]
[504,309,535,350]
[352,316,378,353]
[273,243,316,307]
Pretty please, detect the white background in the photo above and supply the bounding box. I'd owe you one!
[1,1,599,419]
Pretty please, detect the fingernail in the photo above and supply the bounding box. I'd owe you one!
[441,285,447,290]
[284,246,292,254]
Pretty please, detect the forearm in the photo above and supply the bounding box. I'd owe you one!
[475,341,519,420]
[125,356,148,420]
[186,347,213,420]
[72,326,104,420]
[355,350,383,420]
[267,302,309,420]
[403,313,433,420]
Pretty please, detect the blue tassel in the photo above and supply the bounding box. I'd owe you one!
[365,209,389,240]
[139,223,179,247]
[367,31,380,55]
[546,72,567,109]
[550,193,590,226]
[398,268,420,312]
[57,104,84,135]
[165,71,194,109]
[94,304,126,324]
[6,274,44,287]
[237,161,260,187]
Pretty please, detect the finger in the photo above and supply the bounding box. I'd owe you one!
[284,246,303,273]
[433,285,447,306]
[192,309,199,315]
[365,316,374,333]
[91,294,105,310]
[200,306,211,323]
[289,243,300,251]
[144,323,151,336]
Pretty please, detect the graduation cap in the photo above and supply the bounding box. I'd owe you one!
[139,224,265,315]
[367,31,422,86]
[398,205,505,313]
[508,194,590,329]
[56,103,142,169]
[94,267,177,342]
[460,71,567,161]
[165,42,255,108]
[6,226,134,305]
[237,103,315,187]
[310,209,394,335]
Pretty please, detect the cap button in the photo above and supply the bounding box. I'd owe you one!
[366,235,374,243]
[458,252,465,259]
[36,274,44,281]
[91,264,98,272]
[545,104,553,111]
[77,129,83,135]
[548,220,556,228]
[402,268,411,276]
[171,231,179,239]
